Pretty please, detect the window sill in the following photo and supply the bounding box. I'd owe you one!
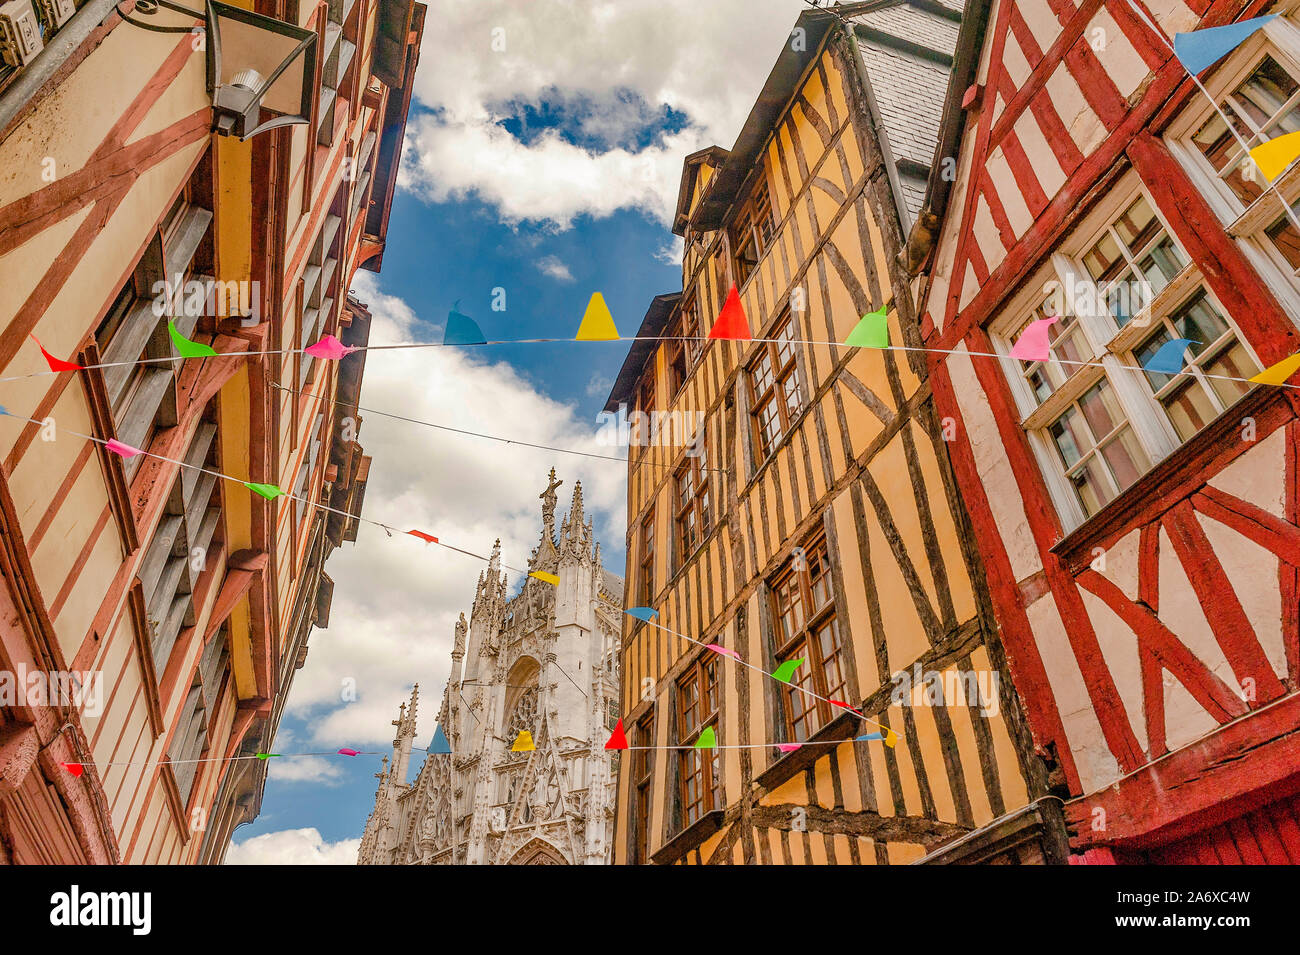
[753,708,857,791]
[1051,382,1283,571]
[650,809,725,865]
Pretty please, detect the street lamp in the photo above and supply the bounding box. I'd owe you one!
[120,0,317,141]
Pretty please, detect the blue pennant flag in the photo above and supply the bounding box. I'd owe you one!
[1143,338,1198,375]
[1174,16,1276,75]
[430,724,452,755]
[624,607,659,622]
[444,302,486,346]
[855,733,885,742]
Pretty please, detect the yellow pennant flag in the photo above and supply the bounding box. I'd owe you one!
[511,730,535,752]
[1250,351,1300,386]
[884,729,898,749]
[575,292,619,340]
[529,570,560,585]
[1249,130,1300,182]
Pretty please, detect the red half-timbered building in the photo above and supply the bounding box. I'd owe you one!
[908,0,1300,862]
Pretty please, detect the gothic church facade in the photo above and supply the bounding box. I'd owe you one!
[358,472,624,864]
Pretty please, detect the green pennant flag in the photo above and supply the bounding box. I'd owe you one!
[244,482,284,500]
[771,658,805,684]
[167,319,218,358]
[845,306,889,348]
[256,753,281,759]
[694,726,717,749]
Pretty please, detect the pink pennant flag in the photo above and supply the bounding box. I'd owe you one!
[105,439,142,458]
[775,743,802,753]
[706,643,742,661]
[1008,315,1059,362]
[337,748,360,756]
[304,334,358,360]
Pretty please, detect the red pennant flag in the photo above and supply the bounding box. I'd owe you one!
[32,335,84,372]
[407,530,439,544]
[60,762,84,777]
[604,718,628,751]
[830,699,864,717]
[708,286,751,341]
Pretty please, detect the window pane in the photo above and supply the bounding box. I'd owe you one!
[1114,196,1160,252]
[1135,236,1186,293]
[1083,232,1125,284]
[1265,200,1300,271]
[1203,340,1257,406]
[1160,379,1218,441]
[1172,293,1229,356]
[1078,379,1123,440]
[1050,406,1090,468]
[1233,56,1300,134]
[1070,455,1116,516]
[1098,426,1148,492]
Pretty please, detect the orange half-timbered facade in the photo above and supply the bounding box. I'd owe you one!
[911,0,1300,862]
[0,0,423,863]
[608,3,1069,865]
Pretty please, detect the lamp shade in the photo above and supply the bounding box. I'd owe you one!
[206,0,317,139]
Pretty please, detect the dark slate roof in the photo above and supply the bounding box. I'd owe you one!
[846,0,964,231]
[602,293,681,413]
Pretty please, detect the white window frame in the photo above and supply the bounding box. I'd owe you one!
[991,176,1262,531]
[1166,13,1300,324]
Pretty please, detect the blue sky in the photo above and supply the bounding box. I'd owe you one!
[226,0,811,865]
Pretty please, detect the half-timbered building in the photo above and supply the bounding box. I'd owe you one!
[606,1,1069,865]
[0,0,424,863]
[909,0,1300,862]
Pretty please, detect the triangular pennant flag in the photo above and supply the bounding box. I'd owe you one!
[1008,315,1059,361]
[708,286,751,340]
[304,334,357,360]
[1250,351,1300,386]
[444,304,486,345]
[830,699,863,717]
[706,643,742,661]
[1143,338,1197,375]
[511,730,535,752]
[105,439,142,458]
[256,752,281,759]
[775,742,802,753]
[1249,129,1300,182]
[167,319,218,358]
[845,306,889,348]
[605,718,628,751]
[31,335,84,372]
[60,761,84,777]
[624,607,658,622]
[576,292,620,340]
[529,570,560,586]
[407,529,439,544]
[244,482,284,500]
[430,724,452,755]
[884,730,898,748]
[693,726,717,749]
[855,732,885,742]
[337,748,360,756]
[1174,16,1276,74]
[771,658,804,684]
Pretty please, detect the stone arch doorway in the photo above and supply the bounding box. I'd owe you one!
[508,838,567,865]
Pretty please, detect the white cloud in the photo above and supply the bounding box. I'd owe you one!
[535,254,575,282]
[400,0,809,227]
[225,828,360,865]
[277,272,627,753]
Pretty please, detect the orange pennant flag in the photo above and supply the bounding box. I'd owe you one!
[407,530,439,544]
